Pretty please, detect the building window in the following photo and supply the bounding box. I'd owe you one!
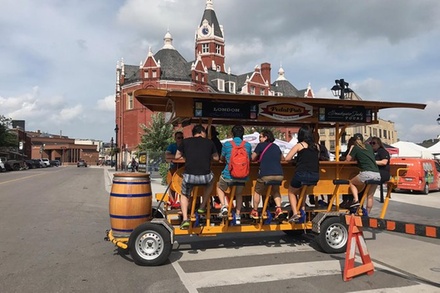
[250,86,255,95]
[127,93,133,110]
[144,71,148,78]
[216,45,221,54]
[319,129,325,135]
[217,79,225,91]
[330,140,335,151]
[202,44,209,53]
[152,70,157,78]
[227,82,236,93]
[329,128,335,136]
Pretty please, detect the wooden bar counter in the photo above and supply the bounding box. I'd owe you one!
[169,160,360,197]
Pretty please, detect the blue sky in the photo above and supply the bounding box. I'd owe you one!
[1,0,439,143]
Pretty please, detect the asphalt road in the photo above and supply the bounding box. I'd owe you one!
[0,166,439,292]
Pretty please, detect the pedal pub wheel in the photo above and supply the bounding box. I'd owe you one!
[128,222,172,266]
[316,216,348,254]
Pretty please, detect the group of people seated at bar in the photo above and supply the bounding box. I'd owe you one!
[166,124,390,230]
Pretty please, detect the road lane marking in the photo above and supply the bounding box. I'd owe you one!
[0,169,65,185]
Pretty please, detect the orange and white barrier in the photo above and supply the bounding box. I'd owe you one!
[343,214,374,281]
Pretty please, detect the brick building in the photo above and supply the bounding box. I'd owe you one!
[115,0,313,168]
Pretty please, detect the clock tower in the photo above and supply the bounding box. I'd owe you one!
[195,0,225,73]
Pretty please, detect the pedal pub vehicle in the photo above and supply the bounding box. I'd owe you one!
[105,89,425,266]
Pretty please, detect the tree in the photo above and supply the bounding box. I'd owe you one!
[0,115,18,147]
[137,112,175,153]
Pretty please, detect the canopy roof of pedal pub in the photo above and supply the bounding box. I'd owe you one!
[134,89,426,128]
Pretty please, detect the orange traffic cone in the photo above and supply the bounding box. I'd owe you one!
[343,214,375,281]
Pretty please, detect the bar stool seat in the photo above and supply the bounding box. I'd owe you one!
[224,181,247,223]
[189,183,209,224]
[297,182,317,212]
[259,180,283,223]
[357,180,381,216]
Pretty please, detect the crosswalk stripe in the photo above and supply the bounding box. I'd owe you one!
[184,260,341,289]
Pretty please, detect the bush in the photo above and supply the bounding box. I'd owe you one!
[158,162,169,185]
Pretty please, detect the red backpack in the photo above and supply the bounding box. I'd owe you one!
[229,140,250,179]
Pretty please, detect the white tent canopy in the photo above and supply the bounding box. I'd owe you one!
[221,132,294,155]
[427,141,440,159]
[391,141,434,159]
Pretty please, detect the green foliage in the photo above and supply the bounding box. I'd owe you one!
[158,162,169,185]
[0,115,18,147]
[137,112,175,153]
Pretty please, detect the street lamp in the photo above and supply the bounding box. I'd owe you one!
[110,137,114,168]
[114,124,119,171]
[331,79,354,100]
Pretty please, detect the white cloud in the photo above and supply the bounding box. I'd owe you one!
[96,95,116,112]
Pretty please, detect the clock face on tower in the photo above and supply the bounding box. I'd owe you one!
[202,27,209,36]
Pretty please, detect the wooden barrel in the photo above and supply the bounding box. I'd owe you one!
[109,173,152,237]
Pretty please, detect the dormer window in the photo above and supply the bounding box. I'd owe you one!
[227,81,236,93]
[217,79,225,92]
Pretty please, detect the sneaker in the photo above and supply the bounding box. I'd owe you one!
[250,209,259,219]
[288,214,301,223]
[180,220,190,230]
[235,214,241,225]
[274,207,285,220]
[197,207,206,214]
[340,200,353,209]
[171,202,181,209]
[350,201,360,208]
[219,205,228,217]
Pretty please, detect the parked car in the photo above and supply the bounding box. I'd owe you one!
[25,159,40,169]
[32,159,45,168]
[50,160,60,167]
[0,159,5,172]
[3,160,25,171]
[77,159,87,167]
[42,158,51,167]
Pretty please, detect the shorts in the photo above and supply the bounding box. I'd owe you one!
[290,171,319,188]
[358,171,381,183]
[254,175,284,195]
[217,175,246,194]
[181,172,214,197]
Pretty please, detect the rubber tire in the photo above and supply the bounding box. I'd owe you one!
[423,184,429,195]
[128,223,172,266]
[316,216,348,254]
